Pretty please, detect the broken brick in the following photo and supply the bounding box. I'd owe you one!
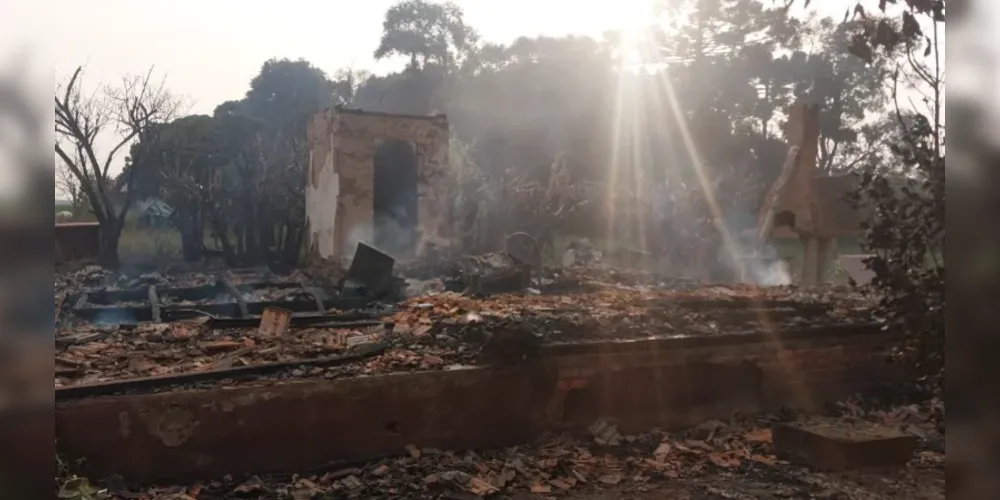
[772,417,918,471]
[198,340,244,354]
[258,307,292,336]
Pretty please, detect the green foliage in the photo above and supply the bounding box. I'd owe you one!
[244,58,340,128]
[834,0,946,63]
[374,0,477,69]
[56,477,105,500]
[127,0,928,274]
[344,0,902,207]
[831,1,946,372]
[56,453,107,500]
[127,58,348,265]
[852,112,944,371]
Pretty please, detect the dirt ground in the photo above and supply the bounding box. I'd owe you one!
[86,459,944,500]
[556,463,945,500]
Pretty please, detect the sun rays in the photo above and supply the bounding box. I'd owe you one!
[601,4,812,407]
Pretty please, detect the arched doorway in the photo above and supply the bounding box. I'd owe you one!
[372,139,419,256]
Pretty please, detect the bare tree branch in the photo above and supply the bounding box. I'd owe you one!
[54,142,104,221]
[55,158,84,212]
[54,64,181,266]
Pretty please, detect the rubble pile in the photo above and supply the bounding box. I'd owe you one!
[73,390,943,500]
[55,318,393,387]
[53,261,941,499]
[54,264,878,390]
[390,280,874,344]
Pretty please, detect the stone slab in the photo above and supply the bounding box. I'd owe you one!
[772,417,918,471]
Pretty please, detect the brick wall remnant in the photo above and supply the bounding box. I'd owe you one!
[54,325,909,483]
[305,107,451,262]
[55,222,101,263]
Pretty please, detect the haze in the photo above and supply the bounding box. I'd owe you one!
[44,0,841,132]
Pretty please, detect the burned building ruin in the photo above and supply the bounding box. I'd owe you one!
[305,107,452,262]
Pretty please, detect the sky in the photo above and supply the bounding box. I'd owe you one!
[29,0,689,196]
[35,0,855,117]
[46,0,677,117]
[1,0,931,199]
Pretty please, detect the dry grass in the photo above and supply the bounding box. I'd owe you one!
[118,224,183,262]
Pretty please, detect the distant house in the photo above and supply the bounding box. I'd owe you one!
[135,198,175,229]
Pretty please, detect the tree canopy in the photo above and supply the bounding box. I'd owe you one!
[111,0,941,271]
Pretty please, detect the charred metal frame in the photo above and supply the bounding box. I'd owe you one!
[64,281,375,324]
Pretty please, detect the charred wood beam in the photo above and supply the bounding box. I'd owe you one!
[55,341,389,400]
[163,310,389,328]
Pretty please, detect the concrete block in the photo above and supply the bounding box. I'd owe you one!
[772,417,918,470]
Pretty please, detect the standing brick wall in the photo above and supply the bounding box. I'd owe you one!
[55,222,100,263]
[305,108,451,262]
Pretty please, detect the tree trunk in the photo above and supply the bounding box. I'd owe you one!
[98,217,123,269]
[273,223,284,262]
[260,206,275,256]
[238,195,258,264]
[196,211,205,255]
[235,223,246,265]
[282,223,302,265]
[209,218,237,266]
[177,208,203,262]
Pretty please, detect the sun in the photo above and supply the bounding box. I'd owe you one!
[601,0,657,31]
[597,0,666,69]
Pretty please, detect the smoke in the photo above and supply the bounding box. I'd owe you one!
[91,308,138,325]
[345,211,416,258]
[718,238,791,287]
[375,215,414,253]
[743,256,791,286]
[344,223,373,257]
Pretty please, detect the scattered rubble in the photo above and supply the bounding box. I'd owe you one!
[389,279,874,345]
[53,259,940,499]
[54,317,393,388]
[54,263,878,391]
